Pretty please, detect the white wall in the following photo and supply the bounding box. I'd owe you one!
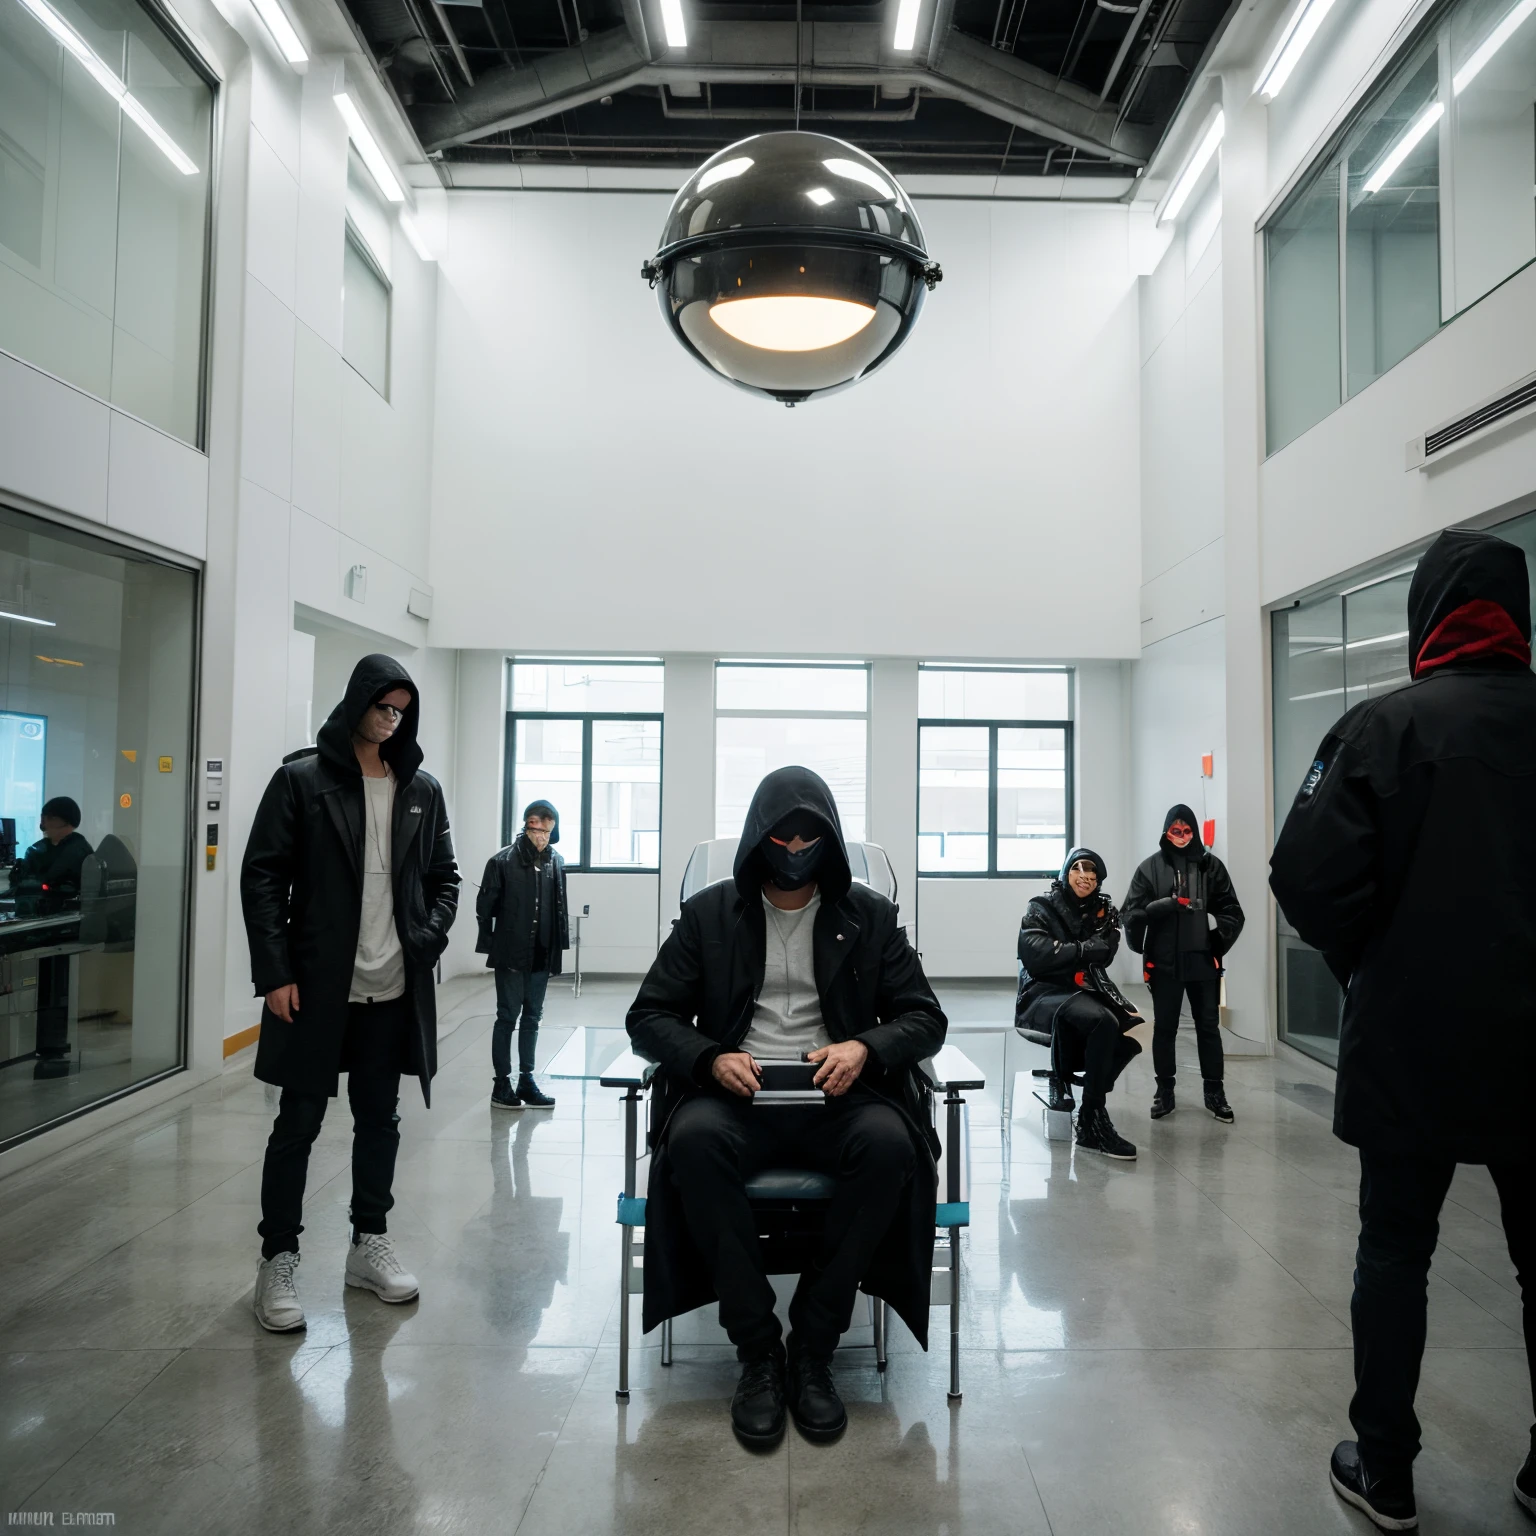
[428,191,1144,661]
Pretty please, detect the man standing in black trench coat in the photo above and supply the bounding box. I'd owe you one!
[627,766,947,1448]
[1271,528,1536,1531]
[242,654,459,1333]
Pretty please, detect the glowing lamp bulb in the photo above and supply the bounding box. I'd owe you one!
[707,296,876,352]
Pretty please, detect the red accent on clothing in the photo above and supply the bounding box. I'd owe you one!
[1413,598,1532,678]
[1073,971,1087,988]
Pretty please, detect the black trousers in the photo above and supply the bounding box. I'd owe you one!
[666,1091,917,1361]
[1350,1148,1536,1471]
[1149,970,1223,1087]
[1058,993,1139,1113]
[258,997,412,1260]
[491,967,549,1078]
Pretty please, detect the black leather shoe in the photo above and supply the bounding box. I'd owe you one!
[1515,1438,1536,1520]
[731,1346,786,1448]
[1329,1441,1418,1530]
[1204,1082,1235,1123]
[490,1077,522,1110]
[1075,1107,1137,1160]
[1150,1084,1176,1120]
[787,1349,846,1442]
[517,1074,556,1109]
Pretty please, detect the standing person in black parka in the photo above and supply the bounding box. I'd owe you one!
[242,654,460,1334]
[1016,848,1144,1161]
[476,798,569,1110]
[1122,807,1245,1125]
[1272,528,1536,1533]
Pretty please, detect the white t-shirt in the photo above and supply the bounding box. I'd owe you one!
[350,770,406,1003]
[742,889,830,1059]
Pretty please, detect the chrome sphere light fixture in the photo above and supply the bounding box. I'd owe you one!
[641,131,942,405]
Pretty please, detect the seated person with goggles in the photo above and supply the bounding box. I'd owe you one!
[627,766,947,1449]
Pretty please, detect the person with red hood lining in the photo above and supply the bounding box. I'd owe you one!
[1272,527,1536,1532]
[1122,806,1245,1124]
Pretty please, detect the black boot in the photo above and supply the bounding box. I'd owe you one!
[490,1076,522,1110]
[731,1344,786,1447]
[1204,1080,1234,1123]
[1075,1105,1137,1161]
[1046,1073,1076,1113]
[517,1074,556,1109]
[1514,1431,1536,1519]
[1151,1080,1176,1120]
[786,1341,846,1442]
[1329,1441,1417,1530]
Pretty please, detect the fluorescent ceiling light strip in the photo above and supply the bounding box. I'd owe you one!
[1453,0,1536,92]
[15,0,197,173]
[0,611,55,627]
[659,0,687,48]
[1160,109,1223,224]
[893,0,921,51]
[1362,101,1444,196]
[1255,0,1339,100]
[249,0,307,65]
[334,92,405,202]
[400,210,434,261]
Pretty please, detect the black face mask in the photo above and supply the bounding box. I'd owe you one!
[759,833,824,892]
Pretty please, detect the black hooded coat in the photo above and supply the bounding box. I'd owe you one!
[475,800,570,975]
[1122,805,1245,979]
[626,766,948,1345]
[242,655,460,1105]
[1271,528,1536,1162]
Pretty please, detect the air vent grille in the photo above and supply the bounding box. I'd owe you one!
[1425,375,1536,457]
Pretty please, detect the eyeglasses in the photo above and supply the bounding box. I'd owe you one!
[1069,861,1098,875]
[370,703,404,721]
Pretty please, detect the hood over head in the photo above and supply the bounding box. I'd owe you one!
[733,765,852,902]
[1408,528,1532,679]
[520,799,561,846]
[316,654,421,782]
[1160,804,1205,858]
[1056,847,1108,910]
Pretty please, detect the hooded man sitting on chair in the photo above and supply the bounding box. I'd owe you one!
[627,766,947,1448]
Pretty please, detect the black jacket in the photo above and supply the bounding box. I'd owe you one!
[12,830,93,915]
[626,766,948,1346]
[241,654,461,1105]
[475,835,569,974]
[1271,528,1536,1163]
[1122,804,1245,980]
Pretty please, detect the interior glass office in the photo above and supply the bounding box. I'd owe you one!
[0,503,197,1149]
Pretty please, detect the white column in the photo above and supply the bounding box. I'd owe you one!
[658,655,716,941]
[868,659,918,936]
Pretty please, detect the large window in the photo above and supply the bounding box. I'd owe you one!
[0,0,212,444]
[1264,0,1536,453]
[342,223,390,398]
[504,662,662,871]
[918,667,1072,877]
[715,663,868,842]
[0,502,198,1151]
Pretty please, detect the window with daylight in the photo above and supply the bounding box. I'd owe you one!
[918,667,1072,876]
[715,663,868,842]
[504,661,663,870]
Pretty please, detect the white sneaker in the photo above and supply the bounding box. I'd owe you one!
[344,1232,419,1303]
[253,1251,305,1332]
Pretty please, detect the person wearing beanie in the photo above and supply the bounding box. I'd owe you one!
[476,800,569,1109]
[1122,807,1245,1124]
[242,654,460,1333]
[1016,848,1145,1161]
[12,794,94,1078]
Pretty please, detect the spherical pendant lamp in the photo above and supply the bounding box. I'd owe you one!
[641,132,942,406]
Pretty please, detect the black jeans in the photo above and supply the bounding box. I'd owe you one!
[258,997,412,1260]
[1350,1148,1536,1471]
[491,968,549,1078]
[666,1090,917,1361]
[1149,970,1223,1087]
[1058,993,1138,1113]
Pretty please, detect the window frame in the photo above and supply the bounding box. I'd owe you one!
[916,717,1075,879]
[502,710,663,873]
[342,217,392,399]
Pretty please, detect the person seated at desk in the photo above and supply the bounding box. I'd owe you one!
[627,766,947,1448]
[11,797,93,917]
[1016,848,1143,1162]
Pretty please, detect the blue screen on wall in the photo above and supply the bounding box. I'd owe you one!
[0,713,47,838]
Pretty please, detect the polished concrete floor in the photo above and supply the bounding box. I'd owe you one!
[2,977,1531,1534]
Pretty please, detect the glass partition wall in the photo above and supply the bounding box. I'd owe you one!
[1264,0,1536,452]
[0,503,197,1149]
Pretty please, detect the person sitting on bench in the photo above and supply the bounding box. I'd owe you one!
[627,766,947,1449]
[1016,848,1143,1161]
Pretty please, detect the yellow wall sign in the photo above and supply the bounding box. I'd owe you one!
[159,756,173,773]
[119,793,132,809]
[121,749,137,763]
